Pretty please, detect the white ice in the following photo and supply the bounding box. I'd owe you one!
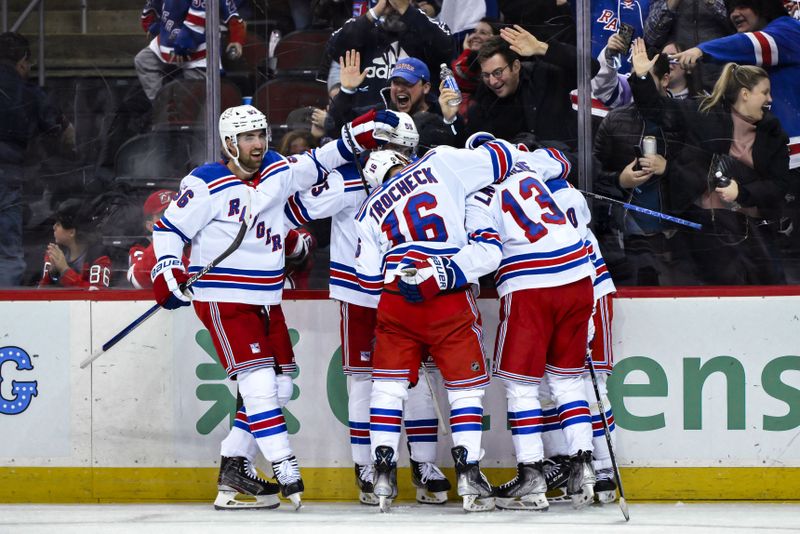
[2,501,800,534]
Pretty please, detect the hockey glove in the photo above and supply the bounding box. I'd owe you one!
[276,374,294,407]
[398,256,461,303]
[284,228,316,262]
[141,12,160,36]
[343,109,400,153]
[151,257,193,310]
[172,26,202,58]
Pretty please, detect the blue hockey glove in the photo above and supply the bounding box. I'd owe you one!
[398,256,461,303]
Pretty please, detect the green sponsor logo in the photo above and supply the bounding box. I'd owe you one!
[608,355,800,432]
[194,328,302,435]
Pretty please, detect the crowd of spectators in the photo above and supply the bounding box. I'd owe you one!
[1,0,798,289]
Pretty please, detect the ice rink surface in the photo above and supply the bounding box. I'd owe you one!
[2,501,799,534]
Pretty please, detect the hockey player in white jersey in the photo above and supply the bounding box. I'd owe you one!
[284,115,451,505]
[355,139,521,512]
[463,134,597,511]
[151,104,400,509]
[538,170,619,505]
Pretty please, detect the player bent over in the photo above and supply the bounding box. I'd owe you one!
[355,139,522,512]
[285,115,450,505]
[464,137,597,511]
[151,104,397,509]
[537,170,619,505]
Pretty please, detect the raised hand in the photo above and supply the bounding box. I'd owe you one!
[499,24,548,57]
[607,33,627,54]
[438,80,460,121]
[631,38,659,77]
[339,49,367,91]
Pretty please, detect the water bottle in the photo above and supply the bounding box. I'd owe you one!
[268,29,281,72]
[439,63,462,107]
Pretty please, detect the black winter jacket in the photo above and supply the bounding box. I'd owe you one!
[630,73,793,220]
[464,41,599,148]
[325,8,452,110]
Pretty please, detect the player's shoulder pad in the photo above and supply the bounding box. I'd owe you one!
[545,178,571,194]
[190,161,235,185]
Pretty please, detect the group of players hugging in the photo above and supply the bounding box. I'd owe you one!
[148,103,619,514]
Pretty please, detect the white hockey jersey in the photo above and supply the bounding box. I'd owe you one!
[153,139,353,305]
[354,141,519,292]
[284,162,376,307]
[467,148,594,297]
[544,177,616,300]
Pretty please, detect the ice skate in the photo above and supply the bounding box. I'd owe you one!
[354,463,379,506]
[567,450,596,508]
[214,456,281,510]
[409,457,451,504]
[543,455,571,504]
[495,462,548,511]
[594,468,617,504]
[373,446,398,513]
[272,455,304,510]
[451,446,495,512]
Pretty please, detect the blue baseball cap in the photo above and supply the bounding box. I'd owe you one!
[390,58,430,84]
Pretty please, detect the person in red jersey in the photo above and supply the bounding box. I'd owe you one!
[39,199,112,290]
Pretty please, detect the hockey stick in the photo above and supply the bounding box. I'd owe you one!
[581,190,702,230]
[343,123,372,195]
[420,364,450,436]
[585,352,630,521]
[79,220,249,369]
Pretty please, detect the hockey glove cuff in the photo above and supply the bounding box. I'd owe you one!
[398,256,461,303]
[152,257,193,309]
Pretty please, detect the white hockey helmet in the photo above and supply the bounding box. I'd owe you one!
[364,149,409,189]
[384,111,419,152]
[218,105,270,169]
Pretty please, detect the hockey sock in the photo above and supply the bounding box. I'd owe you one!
[548,373,593,456]
[238,367,293,463]
[504,381,544,464]
[584,373,615,470]
[447,388,485,463]
[347,374,373,466]
[540,376,569,457]
[370,380,409,462]
[220,407,259,460]
[404,369,439,463]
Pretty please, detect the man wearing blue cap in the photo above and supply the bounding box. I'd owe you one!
[388,57,431,114]
[329,53,461,152]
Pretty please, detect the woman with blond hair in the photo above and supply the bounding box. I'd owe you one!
[628,38,792,284]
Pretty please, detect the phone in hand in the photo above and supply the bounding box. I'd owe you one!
[606,22,636,65]
[632,145,644,171]
[617,22,635,55]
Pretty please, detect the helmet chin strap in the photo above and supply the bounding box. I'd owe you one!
[224,139,258,177]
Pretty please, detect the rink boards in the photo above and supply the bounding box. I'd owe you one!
[0,288,799,502]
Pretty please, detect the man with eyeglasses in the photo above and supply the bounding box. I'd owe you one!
[461,25,599,149]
